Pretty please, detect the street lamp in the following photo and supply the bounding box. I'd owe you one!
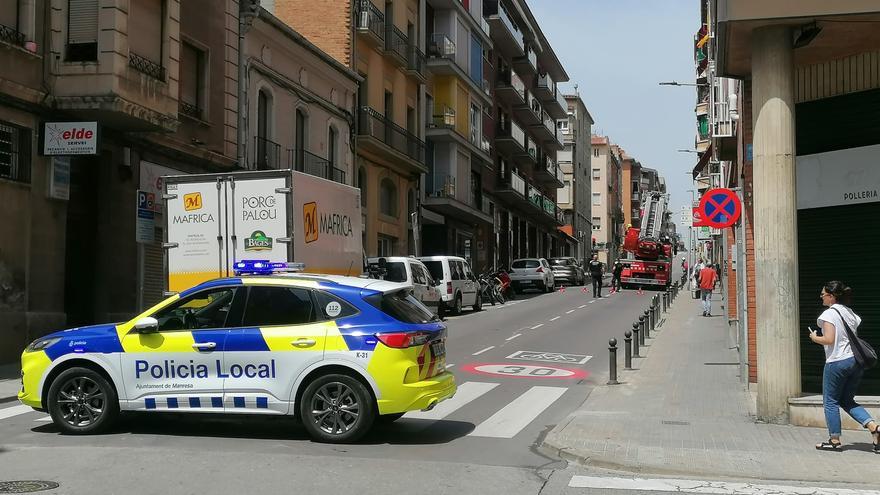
[677,149,699,153]
[658,81,709,87]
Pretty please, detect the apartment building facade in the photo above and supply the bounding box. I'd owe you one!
[589,136,622,264]
[556,94,593,262]
[700,0,880,422]
[275,0,428,258]
[620,152,641,228]
[487,0,569,268]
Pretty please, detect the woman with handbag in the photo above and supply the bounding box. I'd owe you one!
[810,281,879,452]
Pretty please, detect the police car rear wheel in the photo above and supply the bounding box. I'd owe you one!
[48,367,119,434]
[300,374,375,443]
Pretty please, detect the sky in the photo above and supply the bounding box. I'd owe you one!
[530,0,700,232]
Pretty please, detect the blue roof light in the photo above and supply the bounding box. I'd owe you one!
[233,260,305,276]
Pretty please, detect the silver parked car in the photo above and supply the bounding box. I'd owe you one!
[549,257,585,286]
[509,258,555,293]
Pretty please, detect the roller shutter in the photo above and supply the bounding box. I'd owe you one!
[798,202,880,394]
[68,0,98,44]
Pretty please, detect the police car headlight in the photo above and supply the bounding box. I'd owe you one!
[26,337,61,353]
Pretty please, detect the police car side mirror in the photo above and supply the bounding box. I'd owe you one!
[134,317,159,334]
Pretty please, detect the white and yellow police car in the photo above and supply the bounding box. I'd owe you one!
[19,261,455,443]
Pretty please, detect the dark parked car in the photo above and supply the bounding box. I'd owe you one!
[548,257,585,286]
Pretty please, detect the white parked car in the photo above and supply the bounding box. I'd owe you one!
[418,256,481,315]
[509,258,555,293]
[366,257,442,314]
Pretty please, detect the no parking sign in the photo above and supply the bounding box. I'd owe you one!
[698,188,741,229]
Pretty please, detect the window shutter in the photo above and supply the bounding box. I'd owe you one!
[68,0,98,44]
[129,0,163,63]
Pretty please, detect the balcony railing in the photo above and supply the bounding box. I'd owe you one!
[480,16,490,37]
[428,33,455,59]
[288,148,346,183]
[129,52,166,81]
[538,73,555,94]
[431,106,456,128]
[510,170,526,196]
[509,119,525,145]
[555,89,567,113]
[480,136,491,155]
[429,174,455,198]
[356,0,385,42]
[485,0,524,51]
[386,25,409,62]
[555,164,564,184]
[407,44,426,77]
[0,23,25,46]
[526,136,536,159]
[358,106,425,164]
[179,101,202,120]
[497,69,525,96]
[254,136,281,170]
[528,185,542,209]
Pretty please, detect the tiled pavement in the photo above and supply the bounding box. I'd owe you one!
[541,290,880,486]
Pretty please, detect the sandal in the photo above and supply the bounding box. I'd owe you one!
[871,427,880,453]
[815,439,843,451]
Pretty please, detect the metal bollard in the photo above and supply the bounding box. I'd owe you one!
[624,330,633,370]
[638,315,646,345]
[651,297,658,330]
[644,309,651,339]
[632,322,640,357]
[607,338,619,385]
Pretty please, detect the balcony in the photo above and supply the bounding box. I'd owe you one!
[512,135,537,166]
[535,153,563,187]
[427,33,455,60]
[288,149,346,184]
[427,106,492,163]
[513,93,542,127]
[527,184,544,212]
[356,1,385,48]
[424,173,493,224]
[385,25,409,67]
[711,77,738,161]
[495,68,526,106]
[544,87,568,119]
[535,73,555,101]
[358,106,426,173]
[254,136,281,170]
[496,167,528,204]
[0,23,25,47]
[495,119,525,156]
[485,0,524,58]
[530,110,555,142]
[513,44,537,77]
[406,45,427,81]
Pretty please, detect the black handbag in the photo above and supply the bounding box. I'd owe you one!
[832,307,877,369]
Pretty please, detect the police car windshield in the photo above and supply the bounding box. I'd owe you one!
[365,290,438,324]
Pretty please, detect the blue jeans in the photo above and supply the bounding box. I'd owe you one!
[700,289,713,314]
[823,356,873,437]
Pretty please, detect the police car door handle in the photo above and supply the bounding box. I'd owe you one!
[192,342,216,351]
[292,338,316,348]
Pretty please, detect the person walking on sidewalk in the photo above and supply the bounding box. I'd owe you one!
[588,254,604,298]
[810,281,880,452]
[611,260,623,292]
[698,262,717,316]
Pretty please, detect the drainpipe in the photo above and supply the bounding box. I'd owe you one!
[238,1,259,169]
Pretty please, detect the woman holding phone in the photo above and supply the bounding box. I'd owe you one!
[809,281,879,452]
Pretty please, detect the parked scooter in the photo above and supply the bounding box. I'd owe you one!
[494,269,514,301]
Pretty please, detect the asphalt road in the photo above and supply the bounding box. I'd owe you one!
[10,273,822,494]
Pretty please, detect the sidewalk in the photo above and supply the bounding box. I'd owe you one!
[541,291,880,487]
[0,363,20,404]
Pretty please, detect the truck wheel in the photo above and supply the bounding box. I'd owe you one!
[452,294,462,315]
[299,373,375,443]
[48,367,119,435]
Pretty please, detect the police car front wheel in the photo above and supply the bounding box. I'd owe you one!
[299,374,375,443]
[47,367,119,434]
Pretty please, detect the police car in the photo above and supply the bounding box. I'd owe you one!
[18,261,455,443]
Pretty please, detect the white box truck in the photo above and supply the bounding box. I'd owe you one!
[162,170,362,293]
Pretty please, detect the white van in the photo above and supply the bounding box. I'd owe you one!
[418,256,481,315]
[366,257,442,314]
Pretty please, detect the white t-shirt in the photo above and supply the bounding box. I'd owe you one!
[817,304,861,363]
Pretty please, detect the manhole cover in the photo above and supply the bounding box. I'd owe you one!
[0,481,60,493]
[660,420,690,426]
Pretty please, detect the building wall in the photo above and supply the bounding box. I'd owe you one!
[274,0,352,66]
[590,142,610,263]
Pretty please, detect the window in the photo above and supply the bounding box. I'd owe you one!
[295,108,307,169]
[256,89,273,169]
[0,1,23,45]
[241,286,315,326]
[423,261,443,282]
[364,290,437,324]
[129,0,164,64]
[410,263,427,285]
[377,261,407,282]
[179,41,205,119]
[592,192,601,206]
[328,126,338,167]
[0,122,30,184]
[593,147,599,157]
[450,261,463,280]
[357,167,367,207]
[380,177,398,217]
[67,0,98,61]
[592,168,600,180]
[592,216,601,230]
[557,119,569,132]
[462,262,474,281]
[153,287,239,332]
[313,290,359,320]
[511,260,539,269]
[377,235,395,256]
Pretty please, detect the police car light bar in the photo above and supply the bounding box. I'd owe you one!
[233,260,306,276]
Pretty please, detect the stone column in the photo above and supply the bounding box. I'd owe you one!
[751,26,800,423]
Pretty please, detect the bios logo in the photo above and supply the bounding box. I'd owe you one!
[244,230,273,251]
